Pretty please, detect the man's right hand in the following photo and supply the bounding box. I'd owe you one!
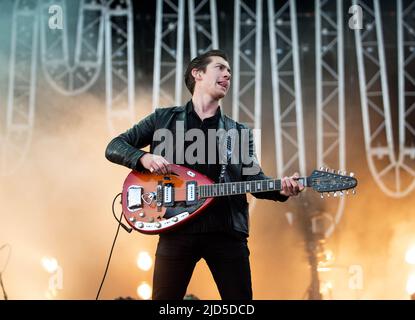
[139,153,171,175]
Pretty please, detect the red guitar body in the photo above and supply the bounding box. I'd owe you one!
[122,164,214,234]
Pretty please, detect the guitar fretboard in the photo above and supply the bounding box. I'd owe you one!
[198,177,307,198]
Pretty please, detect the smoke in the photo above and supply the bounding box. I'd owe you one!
[0,80,159,299]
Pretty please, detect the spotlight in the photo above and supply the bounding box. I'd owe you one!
[41,257,58,273]
[405,246,415,265]
[136,251,153,271]
[137,282,152,300]
[406,274,415,296]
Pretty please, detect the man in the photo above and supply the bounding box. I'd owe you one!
[105,50,303,300]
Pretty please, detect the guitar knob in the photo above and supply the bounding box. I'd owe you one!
[350,172,355,177]
[320,166,325,171]
[339,191,344,196]
[139,212,145,218]
[327,192,330,197]
[155,222,162,228]
[320,193,324,199]
[136,222,144,229]
[172,217,178,222]
[129,217,136,222]
[352,189,356,195]
[333,192,338,197]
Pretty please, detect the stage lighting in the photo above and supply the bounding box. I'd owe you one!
[405,246,415,265]
[406,274,415,296]
[41,257,58,273]
[137,282,152,300]
[136,251,152,271]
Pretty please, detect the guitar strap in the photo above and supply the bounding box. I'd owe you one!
[218,116,237,183]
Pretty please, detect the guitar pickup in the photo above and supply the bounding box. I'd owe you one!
[186,181,197,205]
[163,184,174,207]
[127,185,143,211]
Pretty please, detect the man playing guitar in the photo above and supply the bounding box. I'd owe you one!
[105,50,303,300]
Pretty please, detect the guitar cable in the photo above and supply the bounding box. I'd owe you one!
[96,192,132,300]
[111,193,133,234]
[0,243,11,300]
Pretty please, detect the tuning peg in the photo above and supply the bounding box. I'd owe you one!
[346,190,349,195]
[320,193,324,199]
[326,192,330,197]
[333,192,338,197]
[320,166,325,171]
[350,172,355,177]
[352,189,356,195]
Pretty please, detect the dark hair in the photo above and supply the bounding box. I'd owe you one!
[184,49,229,94]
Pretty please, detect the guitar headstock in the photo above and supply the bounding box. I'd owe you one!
[309,167,358,197]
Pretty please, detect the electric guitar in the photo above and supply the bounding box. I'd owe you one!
[121,164,358,234]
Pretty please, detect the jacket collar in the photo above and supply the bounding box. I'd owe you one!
[173,100,226,130]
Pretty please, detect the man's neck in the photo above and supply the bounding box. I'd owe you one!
[191,95,220,120]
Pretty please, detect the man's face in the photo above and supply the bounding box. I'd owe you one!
[194,56,231,100]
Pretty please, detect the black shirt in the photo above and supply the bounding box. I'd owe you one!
[172,101,234,235]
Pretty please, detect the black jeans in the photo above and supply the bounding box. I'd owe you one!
[152,232,252,300]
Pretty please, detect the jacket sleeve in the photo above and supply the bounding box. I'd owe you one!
[105,111,156,171]
[241,126,289,202]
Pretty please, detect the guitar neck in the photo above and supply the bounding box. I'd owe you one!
[198,177,309,198]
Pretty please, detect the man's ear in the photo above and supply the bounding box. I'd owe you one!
[191,68,202,80]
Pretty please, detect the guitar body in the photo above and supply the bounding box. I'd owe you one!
[122,164,215,234]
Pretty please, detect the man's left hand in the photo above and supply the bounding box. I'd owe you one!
[280,172,305,197]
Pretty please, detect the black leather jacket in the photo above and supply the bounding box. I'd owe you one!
[105,101,288,236]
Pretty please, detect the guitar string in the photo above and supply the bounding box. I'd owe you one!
[160,178,353,192]
[170,178,349,188]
